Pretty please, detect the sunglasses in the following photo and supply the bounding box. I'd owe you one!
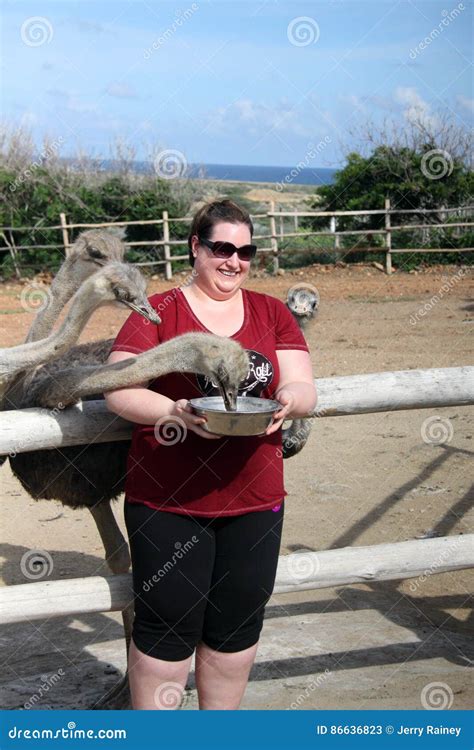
[198,236,257,262]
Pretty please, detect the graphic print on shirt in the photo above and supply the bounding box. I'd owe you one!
[195,349,274,398]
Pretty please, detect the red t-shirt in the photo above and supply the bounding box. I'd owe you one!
[110,286,309,517]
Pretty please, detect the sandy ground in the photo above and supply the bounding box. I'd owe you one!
[0,262,473,710]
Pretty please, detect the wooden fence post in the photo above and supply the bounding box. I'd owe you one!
[385,198,392,274]
[269,201,279,274]
[293,208,298,231]
[59,212,70,257]
[330,215,340,261]
[162,210,172,280]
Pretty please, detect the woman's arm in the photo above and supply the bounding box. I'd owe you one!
[265,350,317,435]
[104,350,221,438]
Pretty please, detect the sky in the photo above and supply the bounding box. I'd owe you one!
[1,0,472,168]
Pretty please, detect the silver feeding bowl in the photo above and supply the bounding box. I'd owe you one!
[189,396,281,436]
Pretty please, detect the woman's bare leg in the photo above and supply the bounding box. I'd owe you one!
[195,641,259,710]
[128,639,192,710]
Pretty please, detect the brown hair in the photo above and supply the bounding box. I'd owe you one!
[187,199,254,267]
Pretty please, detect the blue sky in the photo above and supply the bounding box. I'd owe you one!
[1,0,472,168]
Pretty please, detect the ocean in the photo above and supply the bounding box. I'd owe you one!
[79,158,336,186]
[186,162,336,186]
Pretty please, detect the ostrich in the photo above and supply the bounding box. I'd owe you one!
[282,283,319,458]
[4,230,127,408]
[25,229,126,344]
[1,262,160,404]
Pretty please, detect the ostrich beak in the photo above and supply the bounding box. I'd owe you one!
[216,378,238,412]
[124,299,161,325]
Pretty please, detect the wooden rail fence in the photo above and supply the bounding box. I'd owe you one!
[1,201,472,278]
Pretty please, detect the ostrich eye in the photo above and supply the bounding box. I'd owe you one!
[88,247,106,260]
[114,286,130,301]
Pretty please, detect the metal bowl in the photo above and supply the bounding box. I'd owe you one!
[189,396,281,436]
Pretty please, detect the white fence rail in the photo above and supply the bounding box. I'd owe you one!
[1,367,473,456]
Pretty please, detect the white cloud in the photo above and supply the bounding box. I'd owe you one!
[457,94,474,113]
[105,82,138,99]
[394,86,438,129]
[204,97,315,139]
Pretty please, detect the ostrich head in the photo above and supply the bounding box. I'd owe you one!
[286,284,319,329]
[88,262,161,324]
[70,229,125,267]
[53,230,127,296]
[192,334,249,411]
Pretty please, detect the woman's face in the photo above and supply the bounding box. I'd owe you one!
[191,222,252,300]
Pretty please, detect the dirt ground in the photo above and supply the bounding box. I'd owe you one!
[0,262,473,710]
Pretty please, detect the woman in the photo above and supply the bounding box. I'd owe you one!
[105,199,317,710]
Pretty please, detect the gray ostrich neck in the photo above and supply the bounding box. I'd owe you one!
[25,263,78,343]
[38,335,208,403]
[2,283,102,373]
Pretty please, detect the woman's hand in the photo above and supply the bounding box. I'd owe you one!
[265,388,295,436]
[171,399,223,439]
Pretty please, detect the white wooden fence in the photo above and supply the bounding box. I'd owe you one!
[1,365,473,625]
[1,200,472,278]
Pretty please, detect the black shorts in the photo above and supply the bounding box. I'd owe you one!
[124,501,284,661]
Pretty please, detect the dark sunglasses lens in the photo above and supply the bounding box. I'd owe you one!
[211,242,256,261]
